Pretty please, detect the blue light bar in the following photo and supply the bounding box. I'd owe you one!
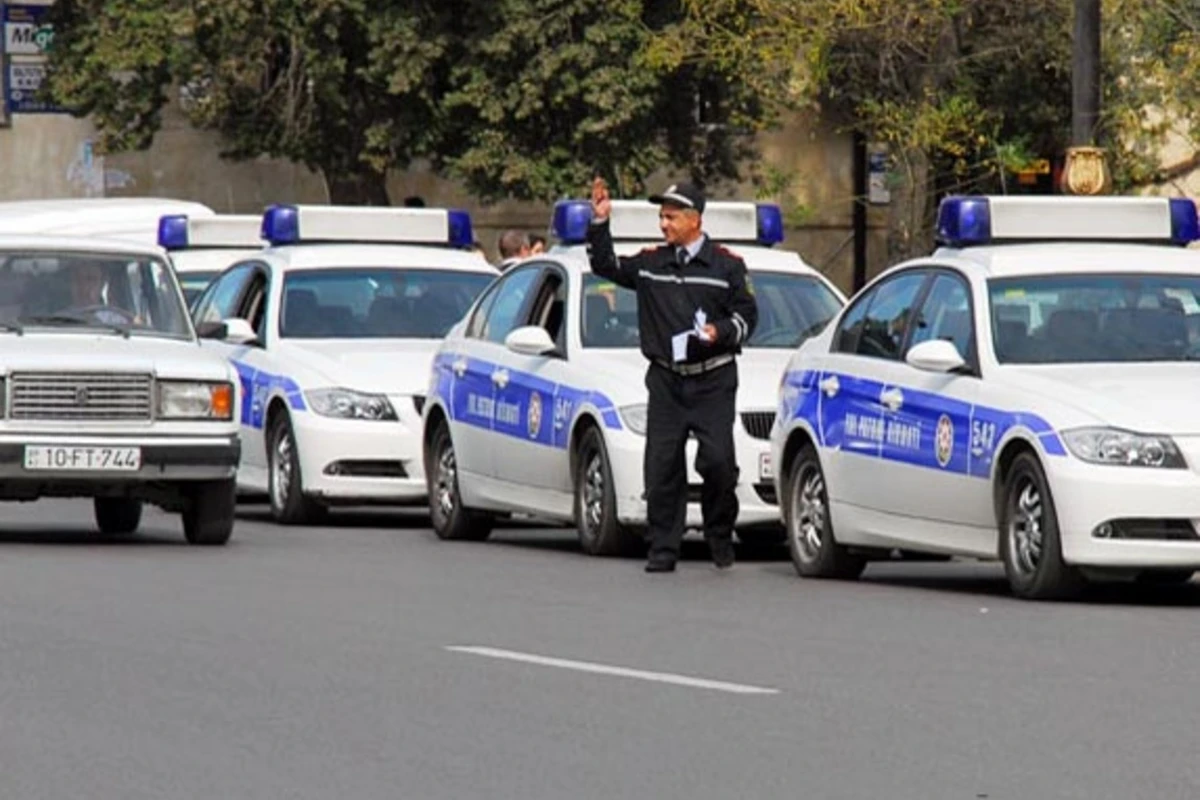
[261,204,300,246]
[447,209,474,249]
[553,200,594,244]
[157,214,190,250]
[1169,198,1200,245]
[756,204,785,246]
[936,196,993,247]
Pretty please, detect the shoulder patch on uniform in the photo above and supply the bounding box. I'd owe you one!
[714,244,743,259]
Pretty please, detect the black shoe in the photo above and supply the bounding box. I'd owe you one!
[709,538,735,569]
[644,558,676,573]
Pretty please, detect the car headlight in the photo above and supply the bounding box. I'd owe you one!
[305,388,397,421]
[158,381,234,420]
[619,404,647,436]
[1061,427,1186,468]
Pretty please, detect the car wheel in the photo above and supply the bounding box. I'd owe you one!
[574,426,642,556]
[182,478,236,546]
[268,413,326,525]
[998,452,1084,600]
[94,497,142,535]
[426,422,492,541]
[785,445,865,579]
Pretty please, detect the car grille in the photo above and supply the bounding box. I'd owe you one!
[9,372,153,421]
[740,411,775,440]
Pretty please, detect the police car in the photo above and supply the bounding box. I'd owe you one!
[191,204,498,523]
[772,194,1200,599]
[0,233,240,544]
[423,199,845,553]
[0,197,215,244]
[157,213,264,307]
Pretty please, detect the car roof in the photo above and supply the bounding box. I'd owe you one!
[264,242,499,274]
[0,198,216,246]
[169,247,264,273]
[0,233,167,258]
[929,242,1200,280]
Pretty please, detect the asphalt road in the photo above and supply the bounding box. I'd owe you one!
[1,500,1199,799]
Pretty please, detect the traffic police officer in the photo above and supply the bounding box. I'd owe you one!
[586,177,758,572]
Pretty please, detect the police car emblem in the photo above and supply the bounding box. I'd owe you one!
[527,391,543,439]
[935,414,954,468]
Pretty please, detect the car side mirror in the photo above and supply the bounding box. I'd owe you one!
[197,317,258,345]
[505,325,556,356]
[905,338,967,373]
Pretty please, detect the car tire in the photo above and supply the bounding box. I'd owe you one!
[426,421,493,541]
[574,426,642,556]
[998,452,1085,600]
[182,478,236,546]
[268,413,326,525]
[94,497,142,535]
[784,444,865,579]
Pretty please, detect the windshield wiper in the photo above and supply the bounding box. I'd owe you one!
[20,314,131,338]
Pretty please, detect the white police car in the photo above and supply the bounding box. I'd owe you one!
[423,199,845,553]
[772,194,1200,599]
[191,204,497,523]
[0,234,240,544]
[157,214,264,308]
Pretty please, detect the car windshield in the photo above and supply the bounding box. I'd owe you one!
[989,273,1200,363]
[581,272,842,349]
[179,271,219,309]
[280,268,493,339]
[0,250,191,337]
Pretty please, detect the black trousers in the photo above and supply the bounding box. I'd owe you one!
[644,361,739,561]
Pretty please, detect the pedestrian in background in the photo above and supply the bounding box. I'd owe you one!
[529,234,547,255]
[496,230,532,271]
[586,177,758,573]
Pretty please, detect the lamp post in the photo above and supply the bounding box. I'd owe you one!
[1062,0,1111,194]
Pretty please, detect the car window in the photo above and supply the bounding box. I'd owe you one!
[466,280,502,339]
[180,271,220,309]
[990,273,1200,364]
[747,273,843,348]
[279,268,492,339]
[581,276,640,348]
[194,264,254,325]
[909,272,973,362]
[833,288,873,353]
[524,266,567,353]
[483,266,540,344]
[855,271,928,360]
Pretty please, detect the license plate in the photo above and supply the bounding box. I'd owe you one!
[759,452,774,481]
[23,446,142,472]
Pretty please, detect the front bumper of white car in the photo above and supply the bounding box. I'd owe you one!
[1052,444,1200,568]
[291,395,427,505]
[606,412,781,530]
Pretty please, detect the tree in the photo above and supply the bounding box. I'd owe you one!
[670,0,1200,260]
[45,0,463,204]
[439,0,769,202]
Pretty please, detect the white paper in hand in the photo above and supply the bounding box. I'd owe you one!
[672,331,693,362]
[694,308,713,342]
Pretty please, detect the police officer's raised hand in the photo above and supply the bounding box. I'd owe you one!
[591,176,611,223]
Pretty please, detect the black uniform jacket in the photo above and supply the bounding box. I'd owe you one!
[585,219,759,366]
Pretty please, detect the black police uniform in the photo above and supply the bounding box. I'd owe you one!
[586,218,758,567]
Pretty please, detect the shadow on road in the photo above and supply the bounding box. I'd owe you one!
[0,529,183,546]
[483,530,789,563]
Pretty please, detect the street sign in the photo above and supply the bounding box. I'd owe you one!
[4,4,54,56]
[6,58,62,113]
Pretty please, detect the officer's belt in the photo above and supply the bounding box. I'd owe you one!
[653,354,734,376]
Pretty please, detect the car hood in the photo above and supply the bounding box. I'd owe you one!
[1009,363,1200,434]
[0,332,229,381]
[278,339,439,396]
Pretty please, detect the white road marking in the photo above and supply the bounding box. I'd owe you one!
[446,645,780,695]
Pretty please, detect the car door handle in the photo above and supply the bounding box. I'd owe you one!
[819,375,840,397]
[492,369,510,389]
[880,388,904,411]
[452,359,468,378]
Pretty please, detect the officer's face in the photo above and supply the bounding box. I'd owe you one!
[659,205,702,246]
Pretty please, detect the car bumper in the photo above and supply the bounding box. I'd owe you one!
[607,429,781,529]
[0,433,239,482]
[293,412,426,504]
[1053,455,1200,568]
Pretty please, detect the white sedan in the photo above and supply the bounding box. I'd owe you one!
[422,199,844,553]
[157,213,265,307]
[772,194,1200,598]
[191,204,497,523]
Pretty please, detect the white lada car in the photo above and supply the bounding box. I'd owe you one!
[157,213,264,308]
[192,204,497,523]
[423,199,844,554]
[0,234,240,544]
[772,194,1200,599]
